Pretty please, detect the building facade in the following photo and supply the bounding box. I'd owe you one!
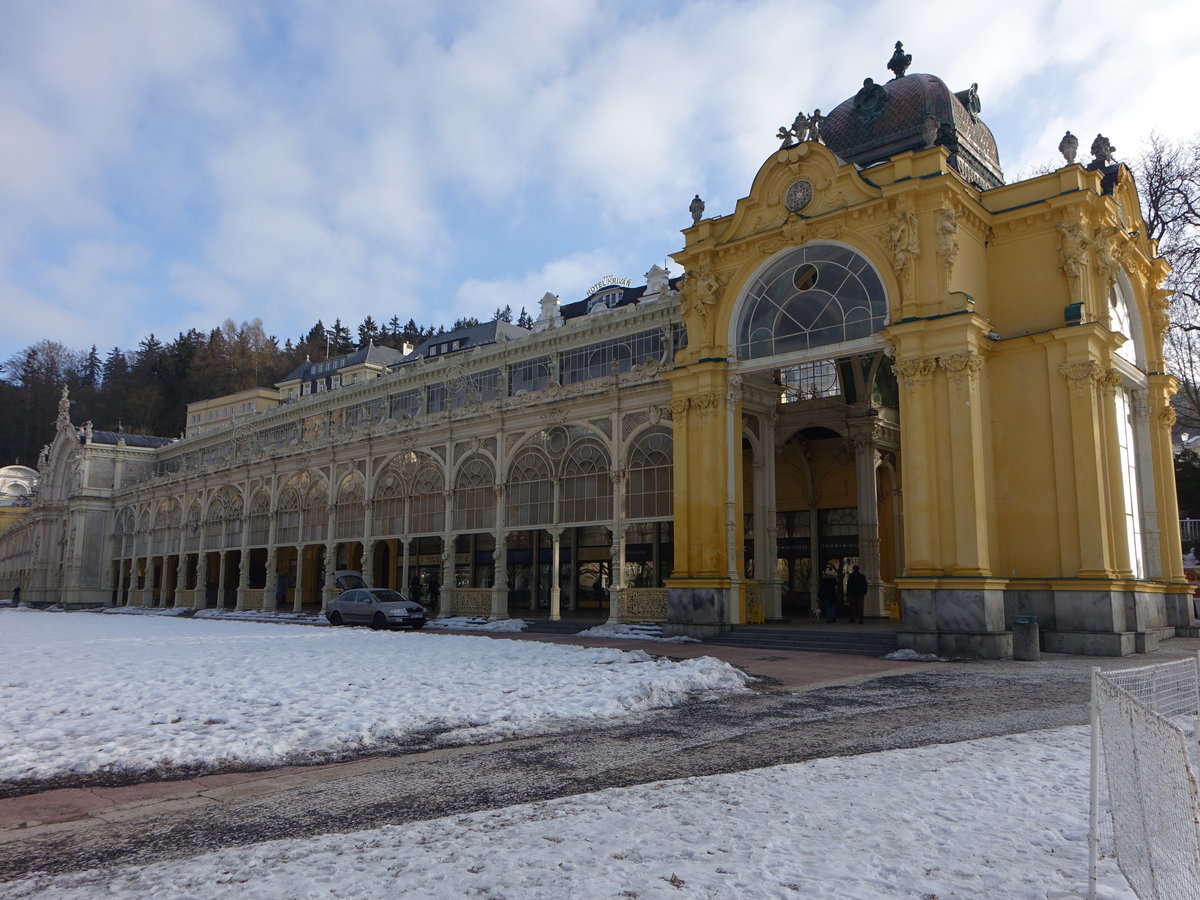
[0,52,1188,656]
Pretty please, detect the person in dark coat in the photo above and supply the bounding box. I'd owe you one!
[817,563,838,623]
[847,564,868,624]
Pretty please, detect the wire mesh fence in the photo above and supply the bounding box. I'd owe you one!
[1091,656,1200,900]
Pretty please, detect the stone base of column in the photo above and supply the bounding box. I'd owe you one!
[898,628,1014,659]
[663,585,732,639]
[898,584,1011,659]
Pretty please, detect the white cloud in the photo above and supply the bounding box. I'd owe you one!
[2,0,1199,364]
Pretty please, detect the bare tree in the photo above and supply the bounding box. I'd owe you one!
[1136,133,1200,427]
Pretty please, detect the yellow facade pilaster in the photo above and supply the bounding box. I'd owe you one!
[1148,373,1186,582]
[662,361,745,612]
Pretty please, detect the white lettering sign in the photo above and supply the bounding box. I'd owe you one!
[586,276,632,296]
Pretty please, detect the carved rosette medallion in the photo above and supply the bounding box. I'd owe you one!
[784,180,813,213]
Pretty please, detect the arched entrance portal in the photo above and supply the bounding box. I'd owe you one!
[734,243,900,623]
[664,237,902,636]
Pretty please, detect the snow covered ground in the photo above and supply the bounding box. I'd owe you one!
[4,726,1133,899]
[0,609,746,784]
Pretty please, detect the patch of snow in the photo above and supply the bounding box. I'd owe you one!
[0,610,745,783]
[883,648,948,662]
[576,623,699,643]
[3,726,1135,899]
[425,616,529,632]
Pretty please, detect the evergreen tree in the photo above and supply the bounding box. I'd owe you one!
[357,315,380,347]
[517,307,533,329]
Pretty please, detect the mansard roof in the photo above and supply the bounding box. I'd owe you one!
[281,342,406,383]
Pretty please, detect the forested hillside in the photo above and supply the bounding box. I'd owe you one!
[0,308,528,468]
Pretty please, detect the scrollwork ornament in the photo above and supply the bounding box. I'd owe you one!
[1160,406,1178,427]
[670,397,691,418]
[1099,369,1122,392]
[726,374,743,406]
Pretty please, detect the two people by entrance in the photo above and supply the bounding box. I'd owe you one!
[817,563,869,624]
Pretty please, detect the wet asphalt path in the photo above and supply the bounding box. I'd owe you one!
[1,644,1168,883]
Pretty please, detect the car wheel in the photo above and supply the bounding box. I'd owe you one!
[411,622,425,630]
[371,612,387,631]
[329,611,343,626]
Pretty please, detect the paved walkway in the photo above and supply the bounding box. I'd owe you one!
[0,630,923,840]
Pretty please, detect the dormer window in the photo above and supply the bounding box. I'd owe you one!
[588,289,621,313]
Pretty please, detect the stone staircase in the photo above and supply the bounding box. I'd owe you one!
[520,618,602,635]
[704,625,900,658]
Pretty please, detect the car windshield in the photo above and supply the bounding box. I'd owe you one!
[369,590,409,604]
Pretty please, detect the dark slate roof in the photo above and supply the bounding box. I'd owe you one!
[281,343,406,382]
[559,276,681,321]
[397,320,532,365]
[91,430,175,448]
[822,72,1003,191]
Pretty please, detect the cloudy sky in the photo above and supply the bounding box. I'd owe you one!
[3,0,1199,365]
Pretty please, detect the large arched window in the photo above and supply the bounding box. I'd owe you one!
[735,244,887,360]
[454,457,496,532]
[373,469,404,537]
[334,474,365,540]
[626,427,673,520]
[560,440,612,524]
[507,448,553,528]
[410,465,445,534]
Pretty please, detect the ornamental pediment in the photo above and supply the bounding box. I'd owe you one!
[709,142,880,248]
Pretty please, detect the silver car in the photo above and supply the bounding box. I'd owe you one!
[326,588,428,630]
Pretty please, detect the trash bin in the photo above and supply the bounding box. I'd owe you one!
[1012,616,1040,661]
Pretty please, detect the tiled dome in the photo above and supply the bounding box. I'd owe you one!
[822,72,1004,191]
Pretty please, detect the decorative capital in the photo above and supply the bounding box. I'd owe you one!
[670,397,691,418]
[938,351,984,383]
[1059,360,1101,383]
[692,392,721,419]
[1160,406,1178,427]
[895,357,938,388]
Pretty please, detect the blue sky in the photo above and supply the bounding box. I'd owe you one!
[3,0,1199,366]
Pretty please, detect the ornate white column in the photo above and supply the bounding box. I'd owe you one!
[606,469,627,625]
[216,550,228,609]
[293,545,305,612]
[322,540,335,614]
[439,545,453,618]
[852,427,883,617]
[236,510,251,610]
[490,485,509,620]
[141,555,154,607]
[195,551,208,610]
[264,545,278,610]
[549,527,563,621]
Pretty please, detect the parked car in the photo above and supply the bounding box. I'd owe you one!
[326,587,428,630]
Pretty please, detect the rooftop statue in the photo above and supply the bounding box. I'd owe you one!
[808,109,825,143]
[887,41,911,80]
[1090,134,1116,166]
[689,194,705,224]
[1059,130,1079,164]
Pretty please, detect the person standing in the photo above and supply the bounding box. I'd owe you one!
[818,563,838,623]
[847,564,868,624]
